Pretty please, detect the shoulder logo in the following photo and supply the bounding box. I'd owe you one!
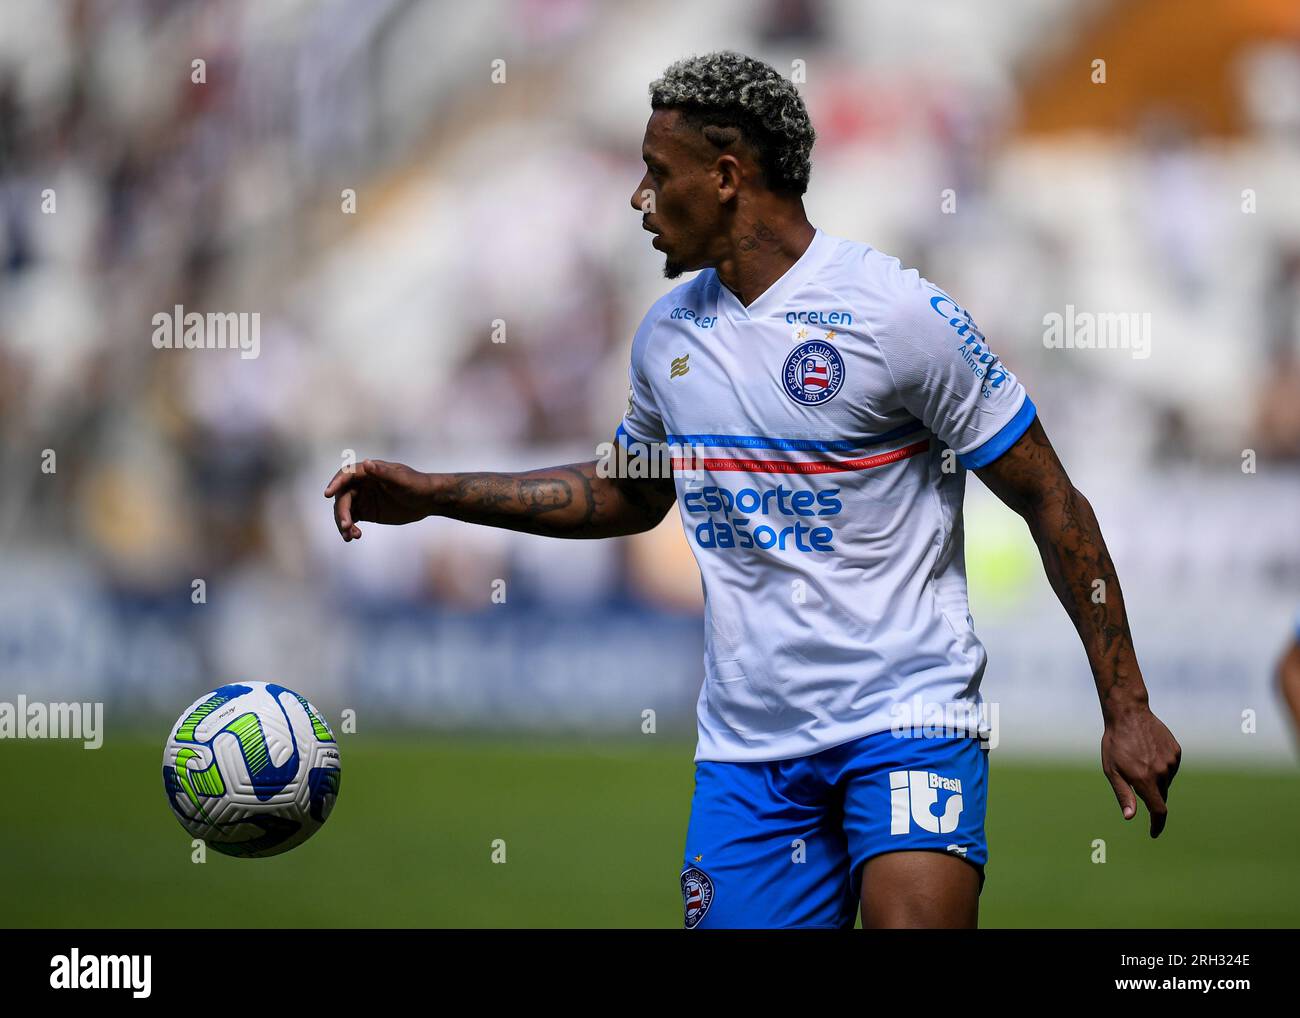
[681,866,714,928]
[670,354,690,379]
[783,339,844,406]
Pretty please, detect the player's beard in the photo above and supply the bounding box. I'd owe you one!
[663,256,686,279]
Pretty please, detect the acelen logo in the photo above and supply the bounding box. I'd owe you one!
[683,483,842,552]
[669,306,717,329]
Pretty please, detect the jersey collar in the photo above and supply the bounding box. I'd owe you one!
[716,227,834,322]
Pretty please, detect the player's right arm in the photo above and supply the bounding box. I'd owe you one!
[323,453,676,542]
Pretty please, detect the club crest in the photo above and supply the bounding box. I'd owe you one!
[681,866,714,928]
[783,339,844,405]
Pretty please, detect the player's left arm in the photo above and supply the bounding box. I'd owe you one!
[974,416,1182,837]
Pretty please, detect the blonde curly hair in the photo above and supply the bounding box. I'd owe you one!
[649,51,815,195]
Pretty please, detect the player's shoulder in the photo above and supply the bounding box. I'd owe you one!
[819,234,942,310]
[632,273,714,357]
[818,234,965,346]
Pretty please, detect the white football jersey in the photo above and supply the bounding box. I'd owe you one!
[617,229,1035,762]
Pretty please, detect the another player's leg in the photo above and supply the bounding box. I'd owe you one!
[858,850,980,928]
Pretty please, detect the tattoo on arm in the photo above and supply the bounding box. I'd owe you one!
[517,477,573,512]
[431,462,673,539]
[977,419,1146,717]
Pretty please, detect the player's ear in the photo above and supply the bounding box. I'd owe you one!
[714,153,742,203]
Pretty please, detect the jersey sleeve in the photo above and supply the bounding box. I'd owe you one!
[873,282,1035,469]
[615,296,671,449]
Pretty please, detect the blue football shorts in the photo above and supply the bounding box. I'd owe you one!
[679,730,989,929]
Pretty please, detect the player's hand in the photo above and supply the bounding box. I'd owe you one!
[1101,705,1181,838]
[323,459,435,541]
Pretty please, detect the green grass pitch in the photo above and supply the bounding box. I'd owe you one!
[1,735,1295,927]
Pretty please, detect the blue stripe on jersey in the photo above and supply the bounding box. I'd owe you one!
[615,421,658,448]
[664,421,924,453]
[957,395,1037,469]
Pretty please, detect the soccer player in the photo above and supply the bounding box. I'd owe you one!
[324,52,1181,929]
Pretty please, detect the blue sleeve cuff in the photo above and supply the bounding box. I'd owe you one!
[615,420,658,450]
[957,395,1037,469]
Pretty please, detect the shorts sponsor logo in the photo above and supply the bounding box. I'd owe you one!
[681,866,714,928]
[889,769,965,835]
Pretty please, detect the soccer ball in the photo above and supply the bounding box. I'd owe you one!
[162,681,341,858]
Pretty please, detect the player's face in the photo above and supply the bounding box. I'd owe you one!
[630,109,725,279]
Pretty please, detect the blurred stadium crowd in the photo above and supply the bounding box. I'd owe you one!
[1,0,1298,750]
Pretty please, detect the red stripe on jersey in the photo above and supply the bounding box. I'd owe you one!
[671,438,931,475]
